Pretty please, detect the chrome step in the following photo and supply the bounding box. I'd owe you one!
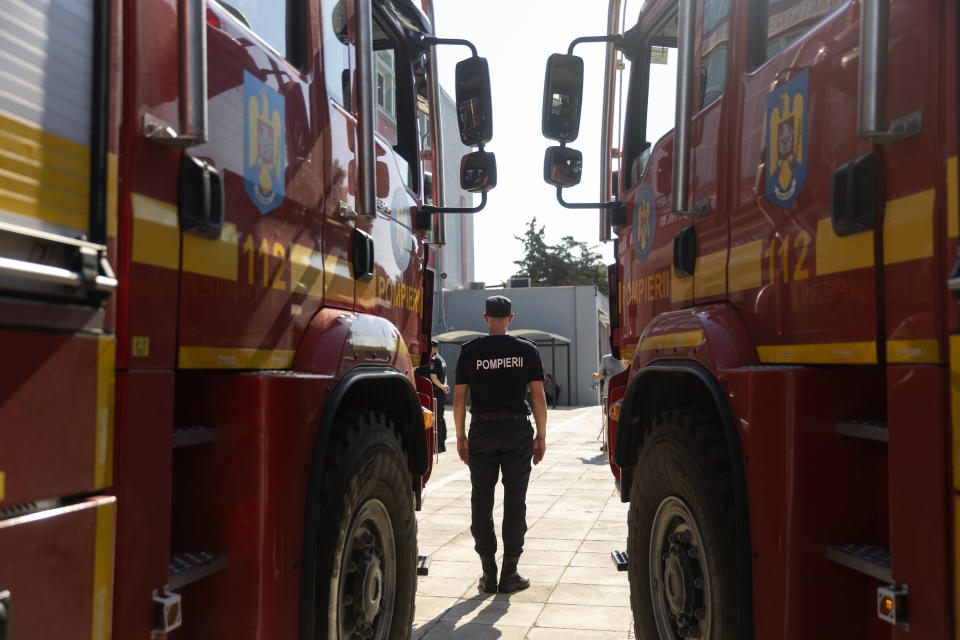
[836,420,888,443]
[827,544,891,581]
[168,552,227,590]
[172,425,219,448]
[417,555,431,576]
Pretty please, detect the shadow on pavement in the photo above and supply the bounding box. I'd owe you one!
[416,590,521,639]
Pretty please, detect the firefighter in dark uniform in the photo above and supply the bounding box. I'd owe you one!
[453,295,548,593]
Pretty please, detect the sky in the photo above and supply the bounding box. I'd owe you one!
[431,1,622,286]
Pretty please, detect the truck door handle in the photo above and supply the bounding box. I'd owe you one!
[178,155,224,239]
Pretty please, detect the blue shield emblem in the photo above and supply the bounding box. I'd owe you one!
[766,70,808,209]
[244,71,285,214]
[633,183,656,262]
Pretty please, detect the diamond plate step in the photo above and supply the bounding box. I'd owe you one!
[172,425,219,448]
[168,552,228,590]
[836,420,888,443]
[827,544,891,581]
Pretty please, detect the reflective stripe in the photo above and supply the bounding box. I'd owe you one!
[694,250,726,298]
[883,188,936,264]
[640,330,704,351]
[886,339,939,363]
[951,335,960,491]
[94,336,115,489]
[178,346,295,370]
[182,221,238,279]
[816,217,874,275]
[757,341,877,364]
[132,193,179,270]
[728,240,762,293]
[91,499,115,640]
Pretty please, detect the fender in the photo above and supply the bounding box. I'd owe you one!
[614,303,755,640]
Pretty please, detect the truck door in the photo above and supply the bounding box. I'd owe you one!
[731,0,877,365]
[353,8,426,352]
[688,0,730,306]
[129,1,319,372]
[615,6,684,360]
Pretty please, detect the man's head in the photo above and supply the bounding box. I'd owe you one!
[483,295,514,334]
[430,338,439,356]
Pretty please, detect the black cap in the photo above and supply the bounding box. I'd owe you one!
[485,295,512,317]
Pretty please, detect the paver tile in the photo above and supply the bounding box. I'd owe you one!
[536,603,632,632]
[547,583,630,607]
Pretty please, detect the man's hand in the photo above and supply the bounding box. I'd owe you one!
[532,434,546,465]
[442,384,450,394]
[457,435,469,465]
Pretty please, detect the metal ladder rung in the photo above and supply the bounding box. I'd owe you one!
[836,420,888,443]
[168,552,228,590]
[827,544,891,582]
[172,425,219,448]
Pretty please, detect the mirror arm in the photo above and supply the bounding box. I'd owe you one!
[556,187,624,212]
[421,36,478,57]
[566,34,622,55]
[420,192,487,215]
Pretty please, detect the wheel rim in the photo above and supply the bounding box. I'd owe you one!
[337,498,396,639]
[648,496,712,640]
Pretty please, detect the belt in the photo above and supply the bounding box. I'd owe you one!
[471,412,529,424]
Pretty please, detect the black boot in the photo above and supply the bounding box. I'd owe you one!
[497,556,530,593]
[478,555,498,593]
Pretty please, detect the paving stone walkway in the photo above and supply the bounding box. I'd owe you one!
[413,406,635,639]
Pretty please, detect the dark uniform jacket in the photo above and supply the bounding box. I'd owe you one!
[455,334,544,415]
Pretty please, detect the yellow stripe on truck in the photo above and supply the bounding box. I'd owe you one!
[132,193,180,270]
[91,499,116,640]
[182,222,239,280]
[883,188,935,264]
[0,109,90,232]
[757,341,877,364]
[179,346,295,370]
[94,336,115,490]
[816,217,874,275]
[947,156,957,240]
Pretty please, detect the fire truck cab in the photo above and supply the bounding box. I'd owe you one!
[0,0,494,638]
[543,0,958,637]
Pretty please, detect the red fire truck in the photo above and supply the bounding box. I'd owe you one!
[543,0,957,637]
[0,0,495,638]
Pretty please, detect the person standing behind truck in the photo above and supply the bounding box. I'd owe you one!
[453,295,548,593]
[428,338,450,451]
[592,353,625,400]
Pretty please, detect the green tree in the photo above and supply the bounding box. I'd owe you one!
[512,218,606,289]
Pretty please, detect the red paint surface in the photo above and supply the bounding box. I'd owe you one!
[0,497,115,640]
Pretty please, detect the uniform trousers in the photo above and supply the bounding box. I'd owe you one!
[435,393,447,451]
[468,418,534,557]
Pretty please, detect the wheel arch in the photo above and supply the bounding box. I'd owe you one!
[616,360,754,640]
[297,365,426,640]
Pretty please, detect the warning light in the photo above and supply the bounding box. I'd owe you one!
[609,401,622,422]
[877,584,907,627]
[879,596,894,617]
[422,408,434,429]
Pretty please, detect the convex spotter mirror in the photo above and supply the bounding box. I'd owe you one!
[543,146,582,188]
[460,151,497,193]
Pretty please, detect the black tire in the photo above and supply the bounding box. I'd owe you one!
[627,409,739,640]
[315,410,417,640]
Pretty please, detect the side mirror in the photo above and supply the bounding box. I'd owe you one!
[460,150,497,193]
[542,53,584,143]
[543,146,582,188]
[455,57,493,146]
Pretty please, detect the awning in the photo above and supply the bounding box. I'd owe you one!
[434,328,572,407]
